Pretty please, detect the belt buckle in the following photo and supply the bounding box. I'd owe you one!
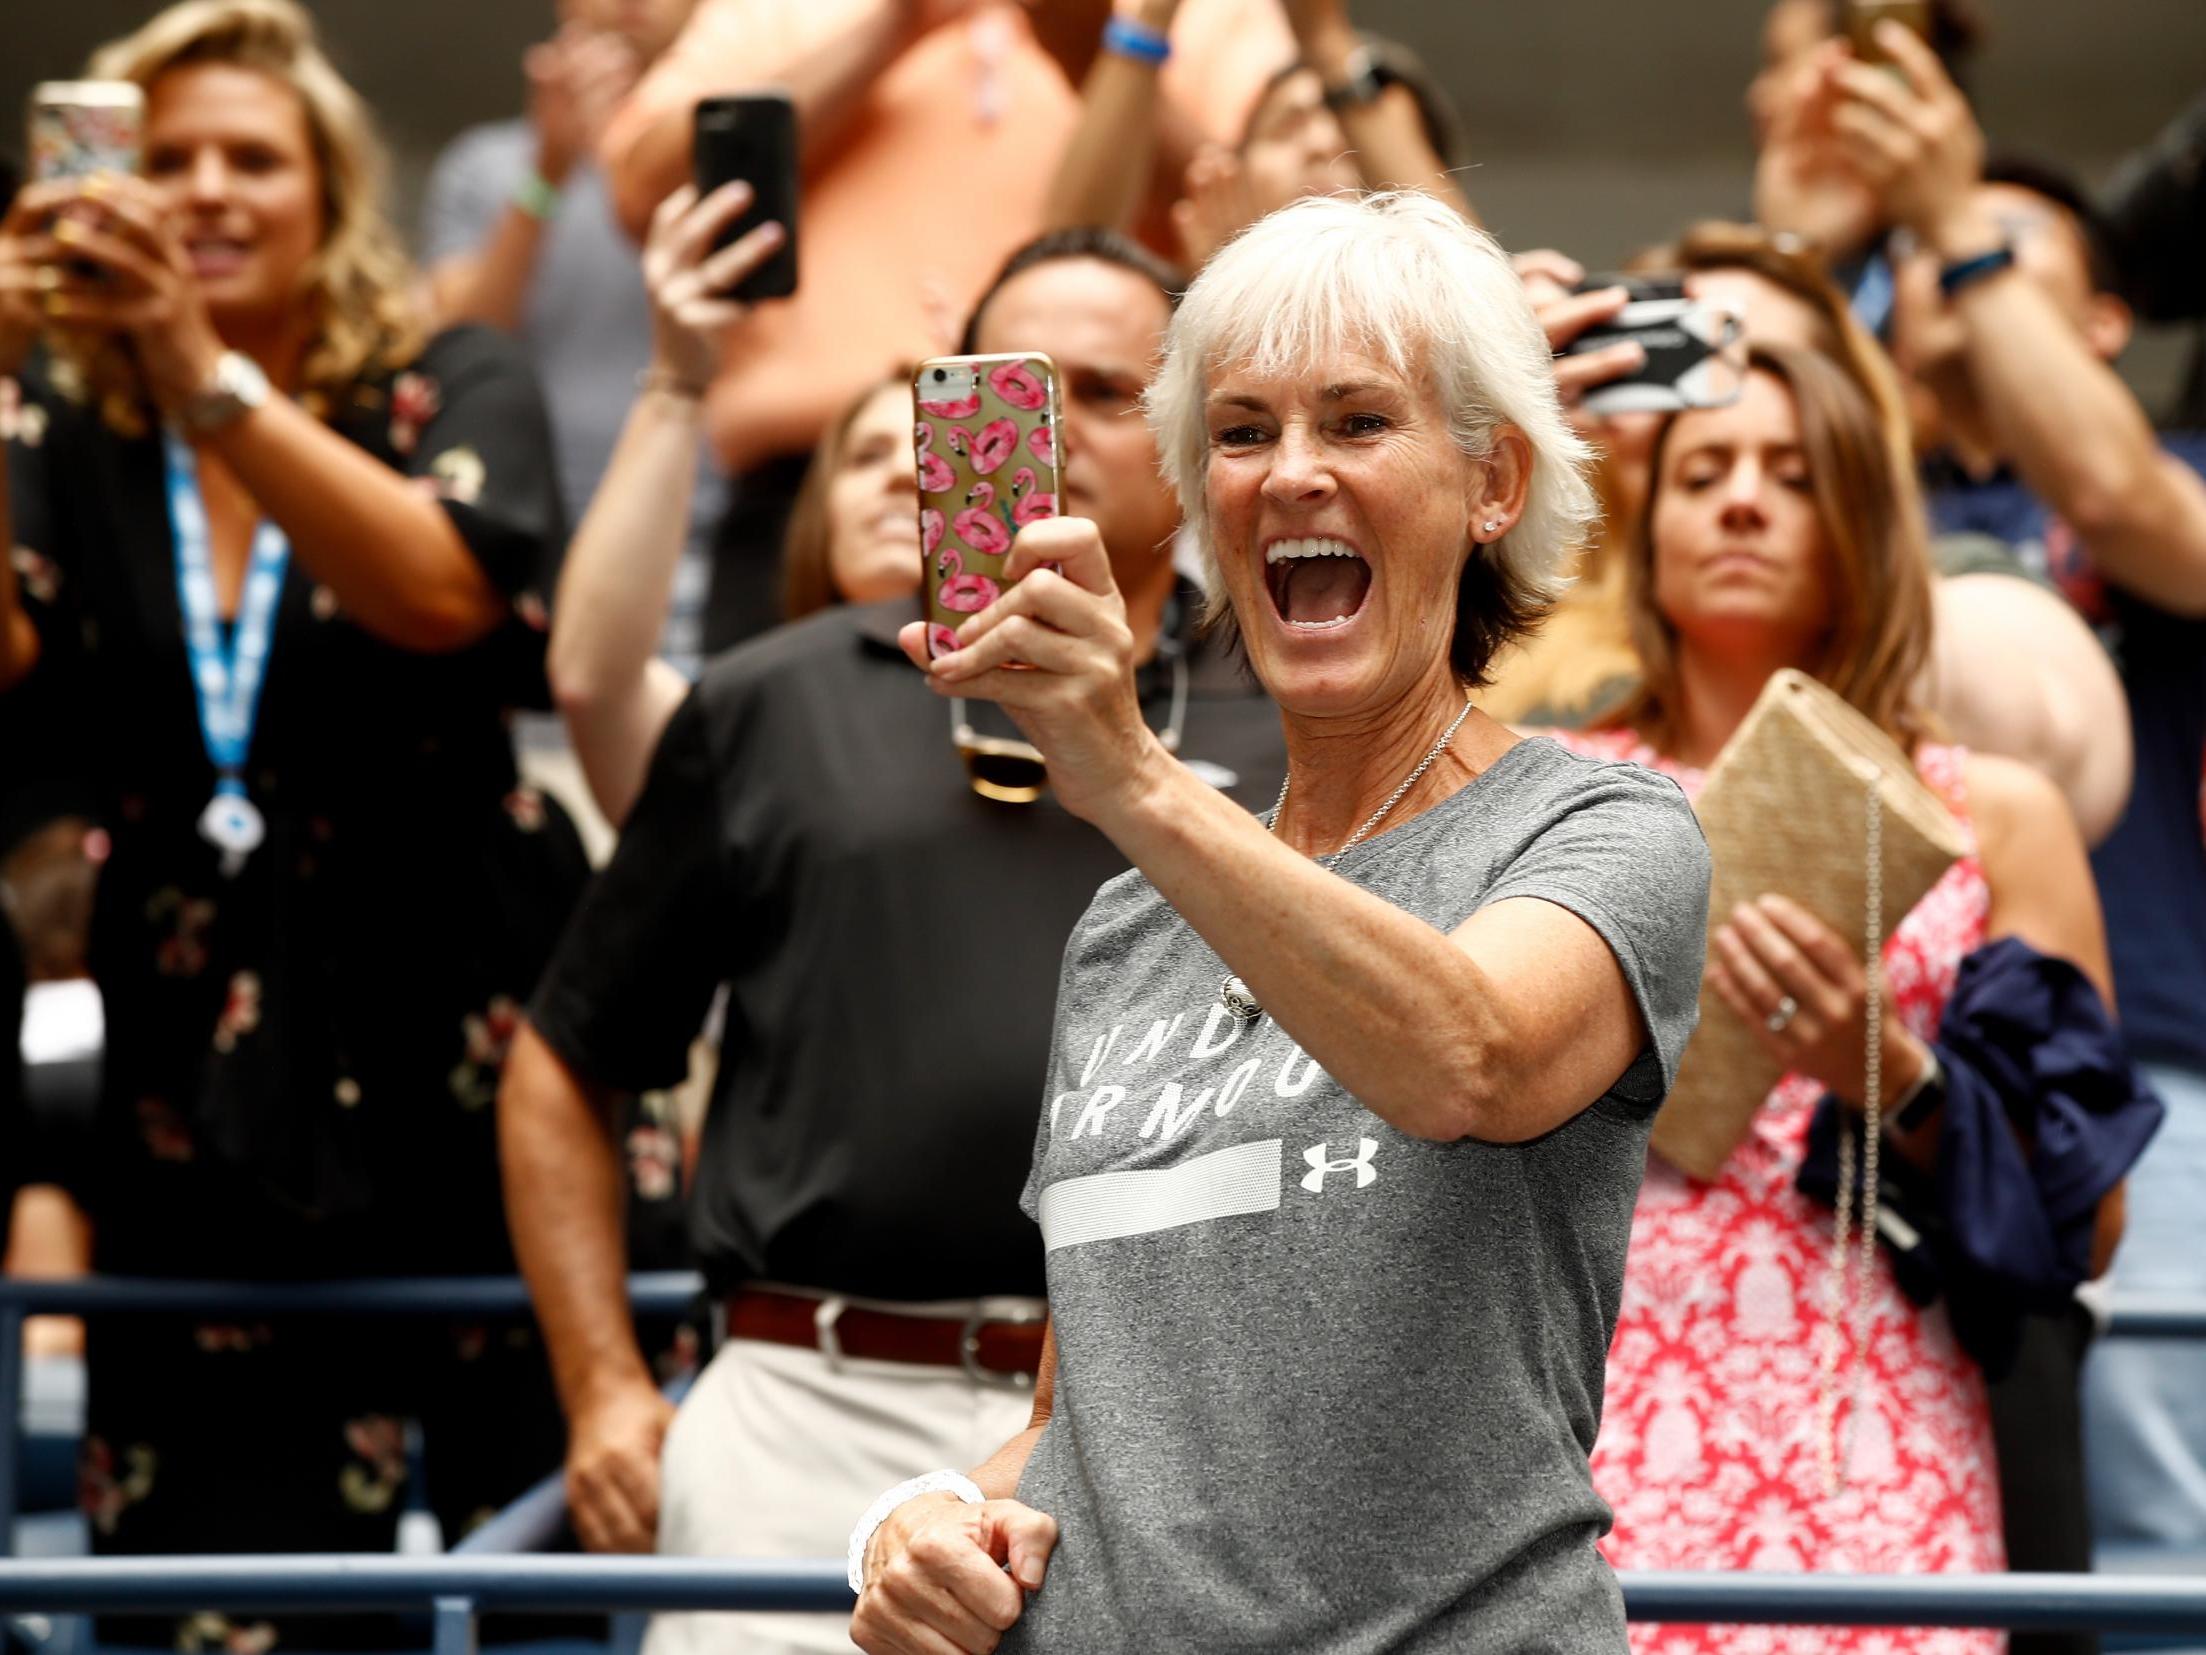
[959,1303,1041,1393]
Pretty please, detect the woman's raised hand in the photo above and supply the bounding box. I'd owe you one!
[16,176,226,410]
[852,1493,1059,1655]
[899,516,1159,823]
[638,181,786,395]
[1708,893,1922,1107]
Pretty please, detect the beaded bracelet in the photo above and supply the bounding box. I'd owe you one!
[1101,16,1171,65]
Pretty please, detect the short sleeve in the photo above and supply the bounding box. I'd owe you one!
[1481,761,1712,1105]
[528,687,732,1092]
[398,326,568,597]
[419,124,526,268]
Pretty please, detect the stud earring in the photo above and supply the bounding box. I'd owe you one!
[1482,519,1502,535]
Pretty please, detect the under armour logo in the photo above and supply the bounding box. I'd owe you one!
[1301,1138,1378,1193]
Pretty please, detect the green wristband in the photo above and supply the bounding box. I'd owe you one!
[512,171,563,221]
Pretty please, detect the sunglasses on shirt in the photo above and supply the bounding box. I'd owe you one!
[948,651,1188,805]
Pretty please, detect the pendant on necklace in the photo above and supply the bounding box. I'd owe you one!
[1220,974,1264,1023]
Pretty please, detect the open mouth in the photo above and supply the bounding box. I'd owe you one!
[1264,536,1372,630]
[184,236,253,275]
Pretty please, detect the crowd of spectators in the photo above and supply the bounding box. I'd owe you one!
[0,0,2202,1651]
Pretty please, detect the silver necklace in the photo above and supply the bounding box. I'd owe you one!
[1218,691,1474,1023]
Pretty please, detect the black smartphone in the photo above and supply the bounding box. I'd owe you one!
[1561,274,1746,417]
[691,92,799,301]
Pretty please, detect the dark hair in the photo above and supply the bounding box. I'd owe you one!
[780,363,916,622]
[1816,0,1985,91]
[957,227,1184,354]
[1981,153,2122,295]
[1243,32,1465,170]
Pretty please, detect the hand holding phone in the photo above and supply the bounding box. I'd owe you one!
[691,93,798,301]
[1845,0,1931,66]
[915,353,1062,656]
[1557,276,1745,417]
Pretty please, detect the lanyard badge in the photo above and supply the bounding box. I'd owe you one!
[164,430,290,878]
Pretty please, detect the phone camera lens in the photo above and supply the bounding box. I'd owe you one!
[932,369,946,381]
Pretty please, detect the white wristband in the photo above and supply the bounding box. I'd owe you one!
[847,1470,985,1594]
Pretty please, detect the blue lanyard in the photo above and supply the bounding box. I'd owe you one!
[163,430,289,799]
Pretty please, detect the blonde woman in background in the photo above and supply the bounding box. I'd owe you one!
[0,3,582,1640]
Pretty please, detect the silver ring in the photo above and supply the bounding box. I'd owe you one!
[1766,995,1799,1034]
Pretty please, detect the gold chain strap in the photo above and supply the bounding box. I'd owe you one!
[1817,781,1884,1499]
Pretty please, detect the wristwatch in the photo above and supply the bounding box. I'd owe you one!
[1322,46,1398,112]
[181,349,271,433]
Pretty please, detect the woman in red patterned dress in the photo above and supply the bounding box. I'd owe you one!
[1549,341,2122,1653]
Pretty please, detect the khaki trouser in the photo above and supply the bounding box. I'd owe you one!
[644,1295,1042,1655]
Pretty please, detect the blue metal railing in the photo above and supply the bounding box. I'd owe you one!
[2,1558,2206,1640]
[7,1276,2206,1648]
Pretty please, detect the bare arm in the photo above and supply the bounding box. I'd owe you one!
[1926,573,2133,845]
[853,1326,1061,1653]
[434,29,641,334]
[45,179,509,651]
[552,184,782,826]
[498,1023,676,1553]
[1296,10,1474,222]
[1094,750,1647,1142]
[926,523,1660,1145]
[551,387,698,824]
[199,393,508,650]
[605,0,942,240]
[1041,0,1180,235]
[1836,27,2206,616]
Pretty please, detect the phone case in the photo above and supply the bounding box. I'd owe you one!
[691,93,799,299]
[28,82,143,182]
[914,354,1062,660]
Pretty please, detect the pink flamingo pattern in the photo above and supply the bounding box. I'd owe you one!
[953,480,1013,556]
[914,422,954,493]
[916,357,1057,657]
[935,543,1001,613]
[948,417,1018,476]
[1009,466,1056,525]
[989,360,1047,410]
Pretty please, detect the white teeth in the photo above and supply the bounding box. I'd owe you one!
[1287,614,1354,629]
[1264,536,1360,565]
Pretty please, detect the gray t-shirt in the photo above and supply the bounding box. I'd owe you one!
[420,120,722,677]
[1007,736,1711,1655]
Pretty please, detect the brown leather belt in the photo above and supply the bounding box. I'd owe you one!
[725,1287,1044,1388]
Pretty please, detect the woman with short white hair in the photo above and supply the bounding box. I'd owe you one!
[849,193,1713,1655]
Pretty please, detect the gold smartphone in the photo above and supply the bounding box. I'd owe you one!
[914,352,1064,802]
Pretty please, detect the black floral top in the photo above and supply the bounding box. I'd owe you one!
[4,325,588,1275]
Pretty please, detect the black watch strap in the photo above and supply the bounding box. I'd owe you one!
[1322,49,1394,112]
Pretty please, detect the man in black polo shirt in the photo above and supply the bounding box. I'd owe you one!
[499,228,1284,1655]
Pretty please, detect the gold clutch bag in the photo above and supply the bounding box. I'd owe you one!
[1653,669,1971,1180]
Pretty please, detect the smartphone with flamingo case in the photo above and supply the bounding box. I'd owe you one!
[913,353,1062,660]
